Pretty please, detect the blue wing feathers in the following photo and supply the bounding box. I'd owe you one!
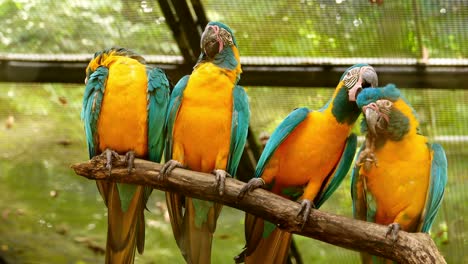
[164,75,189,161]
[421,143,448,232]
[255,108,309,178]
[147,67,171,163]
[81,66,108,158]
[315,133,357,208]
[227,85,250,177]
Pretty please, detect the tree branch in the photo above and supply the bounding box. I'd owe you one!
[71,156,445,264]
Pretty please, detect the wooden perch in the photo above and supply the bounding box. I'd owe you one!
[71,156,446,264]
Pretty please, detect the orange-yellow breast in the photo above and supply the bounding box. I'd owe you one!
[269,110,352,192]
[172,63,234,172]
[360,100,431,229]
[97,56,148,157]
[361,135,430,228]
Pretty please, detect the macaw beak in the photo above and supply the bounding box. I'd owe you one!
[201,25,222,58]
[364,103,380,136]
[348,66,378,102]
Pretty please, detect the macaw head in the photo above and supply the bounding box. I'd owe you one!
[357,84,410,141]
[85,47,145,84]
[340,64,378,102]
[196,21,241,74]
[200,21,237,59]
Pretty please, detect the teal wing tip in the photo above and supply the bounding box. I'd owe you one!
[420,142,448,233]
[315,132,358,208]
[431,142,448,183]
[147,67,171,163]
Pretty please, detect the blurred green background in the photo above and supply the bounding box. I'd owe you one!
[0,0,466,263]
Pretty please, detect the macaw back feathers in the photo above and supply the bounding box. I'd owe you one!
[81,66,108,158]
[93,46,146,61]
[86,47,146,77]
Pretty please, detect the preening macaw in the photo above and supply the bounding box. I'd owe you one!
[352,84,447,263]
[160,21,250,264]
[236,64,378,264]
[81,47,171,263]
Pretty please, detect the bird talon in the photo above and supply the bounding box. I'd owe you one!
[297,199,314,230]
[124,151,135,173]
[160,160,183,180]
[237,178,265,200]
[212,169,231,196]
[386,223,400,242]
[100,148,120,176]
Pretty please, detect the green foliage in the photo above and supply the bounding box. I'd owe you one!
[0,0,466,58]
[0,0,178,54]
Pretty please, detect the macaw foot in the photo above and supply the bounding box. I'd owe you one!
[100,148,120,176]
[297,199,315,230]
[212,169,232,196]
[160,159,184,180]
[386,223,400,242]
[123,151,135,173]
[356,148,378,172]
[237,178,265,200]
[233,248,247,264]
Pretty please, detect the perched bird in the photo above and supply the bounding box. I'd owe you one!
[81,47,171,263]
[352,84,447,264]
[161,22,250,264]
[237,64,378,264]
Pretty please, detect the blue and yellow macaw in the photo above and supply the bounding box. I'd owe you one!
[352,84,447,263]
[81,47,171,263]
[160,22,250,264]
[236,64,378,264]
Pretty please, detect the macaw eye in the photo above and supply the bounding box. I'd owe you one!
[377,99,392,108]
[362,80,372,89]
[219,29,233,46]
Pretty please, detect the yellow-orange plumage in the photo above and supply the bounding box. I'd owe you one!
[163,22,250,264]
[240,64,378,264]
[264,108,351,199]
[82,47,172,264]
[172,62,234,172]
[97,56,148,156]
[352,85,448,264]
[359,99,430,230]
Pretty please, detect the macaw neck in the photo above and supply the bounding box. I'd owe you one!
[190,63,238,90]
[194,54,241,85]
[196,46,242,83]
[371,99,420,150]
[396,98,421,135]
[322,83,360,125]
[94,54,123,70]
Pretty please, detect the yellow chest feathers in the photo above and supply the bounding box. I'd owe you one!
[97,57,149,156]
